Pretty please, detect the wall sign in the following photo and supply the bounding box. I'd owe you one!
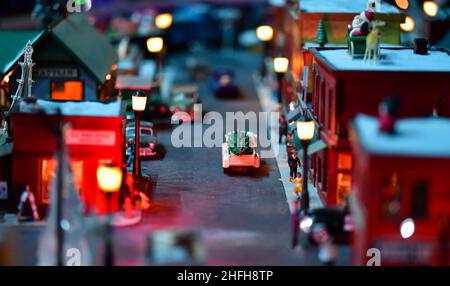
[65,129,116,146]
[34,67,79,79]
[0,181,7,200]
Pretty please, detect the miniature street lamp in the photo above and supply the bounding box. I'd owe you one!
[273,57,289,104]
[400,16,414,32]
[146,36,164,83]
[132,90,148,179]
[423,1,439,17]
[256,25,274,42]
[97,163,123,266]
[296,116,315,213]
[256,25,274,77]
[155,13,173,30]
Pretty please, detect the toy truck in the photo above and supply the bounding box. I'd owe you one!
[222,130,260,174]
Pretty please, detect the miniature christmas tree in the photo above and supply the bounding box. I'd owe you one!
[316,19,328,48]
[227,130,253,155]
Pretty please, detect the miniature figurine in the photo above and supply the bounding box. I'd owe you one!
[378,96,399,134]
[279,114,288,144]
[17,185,40,222]
[349,10,374,37]
[288,152,301,182]
[364,20,385,63]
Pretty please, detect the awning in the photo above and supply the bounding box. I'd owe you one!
[307,139,328,156]
[286,107,302,123]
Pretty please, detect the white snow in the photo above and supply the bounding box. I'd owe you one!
[300,0,400,13]
[317,48,450,72]
[353,115,450,157]
[19,99,122,117]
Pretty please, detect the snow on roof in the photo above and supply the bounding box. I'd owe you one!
[300,0,400,13]
[353,115,450,158]
[316,48,450,72]
[19,99,122,117]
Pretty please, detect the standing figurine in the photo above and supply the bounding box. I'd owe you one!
[17,185,40,222]
[364,20,385,63]
[288,152,301,182]
[279,114,288,144]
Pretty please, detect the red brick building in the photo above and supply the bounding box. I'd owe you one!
[9,100,125,215]
[350,115,450,265]
[301,47,450,206]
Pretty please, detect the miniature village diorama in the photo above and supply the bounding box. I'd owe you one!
[0,0,449,266]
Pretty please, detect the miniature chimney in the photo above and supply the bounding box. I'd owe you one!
[414,38,428,55]
[378,96,399,134]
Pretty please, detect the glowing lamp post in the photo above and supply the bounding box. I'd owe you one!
[256,25,274,42]
[155,13,173,30]
[256,25,274,78]
[97,163,123,266]
[274,57,289,104]
[147,36,164,83]
[296,117,315,213]
[132,90,148,179]
[423,1,439,17]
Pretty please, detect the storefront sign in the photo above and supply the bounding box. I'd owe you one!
[0,181,7,200]
[65,129,116,146]
[34,67,79,79]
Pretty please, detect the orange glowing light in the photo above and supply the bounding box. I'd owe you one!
[395,0,409,10]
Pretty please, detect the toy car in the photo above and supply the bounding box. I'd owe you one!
[208,68,239,98]
[170,85,201,123]
[126,121,158,157]
[222,130,260,173]
[298,207,353,246]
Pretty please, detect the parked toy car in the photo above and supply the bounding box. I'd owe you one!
[126,121,158,157]
[298,207,353,246]
[208,68,239,98]
[222,130,260,174]
[170,85,201,123]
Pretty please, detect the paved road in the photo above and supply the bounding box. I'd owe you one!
[114,50,347,266]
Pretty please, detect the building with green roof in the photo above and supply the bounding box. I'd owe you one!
[0,13,117,108]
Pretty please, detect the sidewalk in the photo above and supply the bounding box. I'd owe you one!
[252,74,324,214]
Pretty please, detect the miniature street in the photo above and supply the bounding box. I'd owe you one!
[1,0,450,268]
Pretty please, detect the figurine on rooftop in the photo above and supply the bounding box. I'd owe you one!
[378,96,400,134]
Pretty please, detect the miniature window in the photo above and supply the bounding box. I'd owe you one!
[337,172,351,206]
[381,173,402,219]
[411,180,428,219]
[327,89,333,132]
[40,159,83,204]
[51,81,83,101]
[337,153,352,170]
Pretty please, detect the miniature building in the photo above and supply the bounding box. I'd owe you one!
[8,100,125,215]
[300,47,450,206]
[350,115,450,265]
[0,13,117,108]
[282,0,404,92]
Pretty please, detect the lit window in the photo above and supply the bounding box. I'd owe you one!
[337,172,351,205]
[40,159,83,203]
[51,81,83,101]
[338,153,352,170]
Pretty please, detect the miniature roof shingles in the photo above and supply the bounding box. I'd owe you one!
[354,115,450,158]
[0,14,117,84]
